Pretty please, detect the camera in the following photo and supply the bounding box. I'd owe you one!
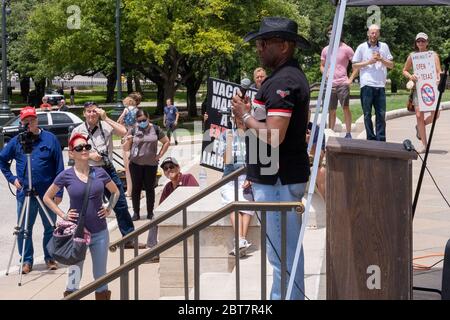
[18,123,37,154]
[100,151,114,171]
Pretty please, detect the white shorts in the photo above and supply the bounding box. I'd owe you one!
[220,174,254,216]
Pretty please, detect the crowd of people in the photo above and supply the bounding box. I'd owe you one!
[0,90,186,299]
[0,14,444,301]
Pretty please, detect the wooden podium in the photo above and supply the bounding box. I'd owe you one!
[326,137,417,299]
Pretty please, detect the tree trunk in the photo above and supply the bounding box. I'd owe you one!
[106,73,116,103]
[163,81,176,104]
[186,78,202,118]
[20,76,30,103]
[126,74,133,94]
[391,81,398,93]
[154,82,164,116]
[31,79,46,108]
[134,74,143,94]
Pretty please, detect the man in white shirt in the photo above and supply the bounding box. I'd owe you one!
[352,24,394,141]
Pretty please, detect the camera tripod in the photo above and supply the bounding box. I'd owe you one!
[5,152,56,286]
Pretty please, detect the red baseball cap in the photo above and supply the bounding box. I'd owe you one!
[20,106,37,121]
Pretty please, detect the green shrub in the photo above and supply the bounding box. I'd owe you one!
[389,62,408,93]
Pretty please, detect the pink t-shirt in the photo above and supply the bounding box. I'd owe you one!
[321,43,354,87]
[159,173,199,204]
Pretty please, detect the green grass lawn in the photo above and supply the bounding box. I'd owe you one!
[335,90,450,123]
[10,90,207,108]
[70,90,200,105]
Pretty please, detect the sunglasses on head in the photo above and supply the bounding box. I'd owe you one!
[84,101,97,107]
[163,164,176,171]
[72,144,92,152]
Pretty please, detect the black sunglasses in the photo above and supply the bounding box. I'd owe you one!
[163,164,176,171]
[137,118,148,123]
[73,144,92,152]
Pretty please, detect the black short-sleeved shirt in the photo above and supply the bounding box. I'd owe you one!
[246,59,310,185]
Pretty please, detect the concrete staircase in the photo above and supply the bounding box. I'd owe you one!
[159,225,326,300]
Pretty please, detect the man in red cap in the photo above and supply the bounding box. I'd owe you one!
[0,106,65,274]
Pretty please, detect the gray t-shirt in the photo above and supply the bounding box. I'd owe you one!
[71,121,114,167]
[128,124,165,166]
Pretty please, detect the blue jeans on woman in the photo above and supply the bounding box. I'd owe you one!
[16,197,57,266]
[251,179,307,300]
[102,165,135,236]
[66,228,110,293]
[361,86,386,141]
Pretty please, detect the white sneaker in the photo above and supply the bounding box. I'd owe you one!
[239,238,251,249]
[229,239,251,257]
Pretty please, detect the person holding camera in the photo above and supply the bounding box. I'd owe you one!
[0,106,65,273]
[70,102,143,248]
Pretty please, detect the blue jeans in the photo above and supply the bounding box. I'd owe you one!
[222,163,244,177]
[102,166,135,236]
[66,228,109,293]
[361,86,386,141]
[252,179,307,300]
[16,197,57,266]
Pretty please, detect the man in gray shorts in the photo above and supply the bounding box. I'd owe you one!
[321,27,357,138]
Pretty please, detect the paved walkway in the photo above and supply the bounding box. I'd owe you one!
[386,110,450,299]
[1,107,450,299]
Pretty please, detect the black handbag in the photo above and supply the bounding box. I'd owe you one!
[47,169,93,265]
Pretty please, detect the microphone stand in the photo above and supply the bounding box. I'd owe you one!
[412,54,449,218]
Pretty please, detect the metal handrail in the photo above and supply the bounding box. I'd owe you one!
[65,201,304,300]
[109,166,247,251]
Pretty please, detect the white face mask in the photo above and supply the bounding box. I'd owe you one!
[138,120,149,129]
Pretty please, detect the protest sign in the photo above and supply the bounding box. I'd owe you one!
[411,51,439,112]
[201,77,257,171]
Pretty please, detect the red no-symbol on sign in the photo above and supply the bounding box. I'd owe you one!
[421,83,436,107]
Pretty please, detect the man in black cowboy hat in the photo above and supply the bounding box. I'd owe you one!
[232,16,311,300]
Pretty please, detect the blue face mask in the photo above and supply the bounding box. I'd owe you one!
[138,120,149,129]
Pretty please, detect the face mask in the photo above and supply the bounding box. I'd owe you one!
[138,120,149,129]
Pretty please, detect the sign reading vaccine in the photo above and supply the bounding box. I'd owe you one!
[411,51,439,112]
[201,77,257,172]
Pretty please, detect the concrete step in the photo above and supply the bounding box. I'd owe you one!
[192,227,326,300]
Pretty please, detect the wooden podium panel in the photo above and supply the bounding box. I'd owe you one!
[326,137,417,299]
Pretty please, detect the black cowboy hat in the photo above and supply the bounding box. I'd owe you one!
[244,17,310,49]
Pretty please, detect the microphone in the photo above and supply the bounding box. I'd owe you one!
[239,78,252,98]
[403,139,414,152]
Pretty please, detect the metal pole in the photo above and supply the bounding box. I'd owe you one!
[286,0,348,300]
[111,0,123,120]
[0,0,13,125]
